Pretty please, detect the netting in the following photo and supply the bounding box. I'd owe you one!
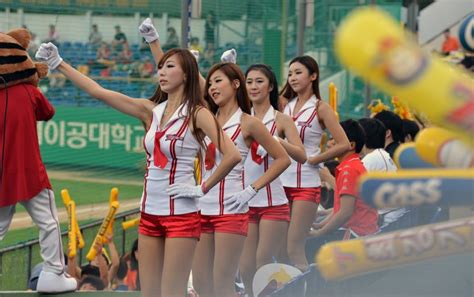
[0,0,401,182]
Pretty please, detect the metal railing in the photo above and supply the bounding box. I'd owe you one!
[0,208,140,290]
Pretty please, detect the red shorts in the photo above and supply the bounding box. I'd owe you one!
[138,212,201,239]
[284,187,321,204]
[200,214,248,236]
[248,204,291,224]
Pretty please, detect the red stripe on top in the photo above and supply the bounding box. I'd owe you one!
[265,121,277,206]
[297,108,318,188]
[218,125,241,214]
[142,135,152,212]
[168,118,190,215]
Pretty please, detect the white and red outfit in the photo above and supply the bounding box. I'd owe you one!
[200,108,250,235]
[139,101,201,238]
[281,95,323,203]
[244,106,290,223]
[0,84,65,275]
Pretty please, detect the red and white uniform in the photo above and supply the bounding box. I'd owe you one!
[280,95,323,188]
[200,108,249,215]
[141,102,200,215]
[244,106,287,207]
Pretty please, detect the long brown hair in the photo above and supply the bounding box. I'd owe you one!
[149,48,219,149]
[204,62,251,115]
[280,55,321,101]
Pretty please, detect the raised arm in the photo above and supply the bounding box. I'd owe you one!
[307,102,351,165]
[277,112,307,163]
[35,43,154,124]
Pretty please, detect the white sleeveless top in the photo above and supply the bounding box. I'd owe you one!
[244,106,288,207]
[200,108,250,215]
[280,95,323,188]
[140,101,200,215]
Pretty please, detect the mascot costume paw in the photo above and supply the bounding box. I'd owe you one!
[0,29,77,293]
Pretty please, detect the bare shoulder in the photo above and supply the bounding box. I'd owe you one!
[240,113,260,129]
[275,111,293,125]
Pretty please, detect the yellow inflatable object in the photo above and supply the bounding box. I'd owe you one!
[105,188,119,241]
[316,217,474,280]
[122,217,140,230]
[67,201,77,258]
[86,201,119,261]
[415,127,473,168]
[335,7,474,146]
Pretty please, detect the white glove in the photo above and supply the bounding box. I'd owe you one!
[35,42,63,70]
[139,18,160,43]
[190,49,200,62]
[256,136,280,158]
[226,185,257,212]
[220,48,237,64]
[167,183,204,199]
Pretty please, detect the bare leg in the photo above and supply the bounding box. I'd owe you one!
[161,237,197,296]
[287,201,318,271]
[213,232,246,297]
[192,233,215,297]
[239,223,258,296]
[138,234,164,297]
[256,219,288,269]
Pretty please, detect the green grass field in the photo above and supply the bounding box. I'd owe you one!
[12,179,142,214]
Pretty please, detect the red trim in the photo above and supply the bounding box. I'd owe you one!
[142,134,151,212]
[219,179,226,215]
[168,118,190,215]
[266,122,277,206]
[296,107,318,187]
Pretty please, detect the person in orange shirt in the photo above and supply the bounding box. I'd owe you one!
[441,29,460,54]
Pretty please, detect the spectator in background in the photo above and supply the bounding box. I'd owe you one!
[441,29,459,55]
[44,24,59,44]
[28,32,42,57]
[79,276,105,291]
[402,119,420,142]
[204,11,216,52]
[116,42,132,64]
[124,239,139,291]
[373,110,403,158]
[139,56,155,78]
[113,258,129,291]
[88,24,103,47]
[162,27,179,51]
[189,37,203,54]
[112,25,127,52]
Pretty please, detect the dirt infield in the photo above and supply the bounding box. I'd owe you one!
[47,170,143,186]
[10,198,140,230]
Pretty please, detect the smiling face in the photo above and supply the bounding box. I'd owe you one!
[287,61,316,94]
[158,54,185,94]
[208,69,238,107]
[246,69,272,105]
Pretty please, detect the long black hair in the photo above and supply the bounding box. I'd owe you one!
[280,55,321,101]
[245,64,279,111]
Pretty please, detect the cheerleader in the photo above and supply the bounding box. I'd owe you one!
[239,64,306,296]
[280,56,350,271]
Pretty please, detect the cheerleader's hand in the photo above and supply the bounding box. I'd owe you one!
[35,42,63,70]
[139,18,160,43]
[220,48,237,64]
[167,183,205,199]
[226,185,257,212]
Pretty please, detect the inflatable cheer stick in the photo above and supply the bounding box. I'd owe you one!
[61,189,85,252]
[316,217,474,280]
[122,217,140,230]
[393,143,434,169]
[105,188,119,241]
[335,7,474,146]
[415,127,473,168]
[358,169,474,209]
[86,201,119,261]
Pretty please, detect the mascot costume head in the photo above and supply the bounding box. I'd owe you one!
[0,28,77,293]
[0,28,48,87]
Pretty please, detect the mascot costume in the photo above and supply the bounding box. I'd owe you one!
[0,29,77,293]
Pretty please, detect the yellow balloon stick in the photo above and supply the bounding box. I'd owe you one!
[86,201,119,261]
[122,217,140,230]
[316,217,474,280]
[335,7,474,146]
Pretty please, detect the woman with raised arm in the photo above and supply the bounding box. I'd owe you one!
[239,64,306,296]
[35,44,241,297]
[279,55,350,272]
